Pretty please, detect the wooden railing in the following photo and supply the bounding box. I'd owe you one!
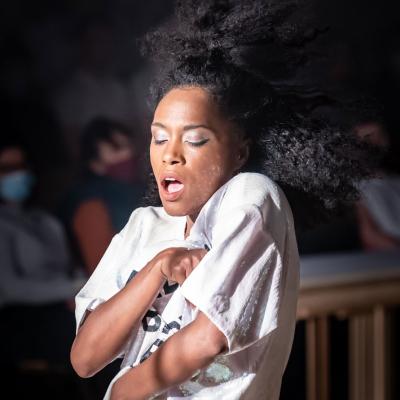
[297,250,400,400]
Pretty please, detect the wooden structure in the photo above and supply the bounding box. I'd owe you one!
[297,250,400,400]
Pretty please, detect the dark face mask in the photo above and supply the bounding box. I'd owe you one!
[105,157,138,183]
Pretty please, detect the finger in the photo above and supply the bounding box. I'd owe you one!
[196,248,208,258]
[192,253,205,267]
[175,270,187,286]
[185,263,195,279]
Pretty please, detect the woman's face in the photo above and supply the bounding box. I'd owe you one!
[150,86,248,220]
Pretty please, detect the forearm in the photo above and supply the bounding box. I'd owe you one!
[71,258,166,377]
[111,315,226,400]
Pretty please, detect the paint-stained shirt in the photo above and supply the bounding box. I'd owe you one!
[74,172,300,400]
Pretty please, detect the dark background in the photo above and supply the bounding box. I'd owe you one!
[1,1,400,399]
[1,0,400,202]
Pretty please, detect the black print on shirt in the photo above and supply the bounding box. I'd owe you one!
[142,309,161,332]
[162,320,180,334]
[139,339,163,363]
[126,269,182,363]
[126,269,138,283]
[162,281,179,295]
[139,315,183,364]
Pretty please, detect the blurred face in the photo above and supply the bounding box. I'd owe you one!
[96,132,134,167]
[90,132,137,182]
[0,147,35,204]
[353,122,390,149]
[150,86,248,222]
[0,147,27,176]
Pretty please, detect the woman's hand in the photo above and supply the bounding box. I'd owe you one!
[70,246,207,379]
[156,247,207,285]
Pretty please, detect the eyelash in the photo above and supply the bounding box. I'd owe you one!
[152,138,209,147]
[187,139,209,147]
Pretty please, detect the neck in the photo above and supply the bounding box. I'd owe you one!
[185,213,198,239]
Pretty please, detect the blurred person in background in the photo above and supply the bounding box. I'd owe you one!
[0,142,83,368]
[354,120,400,250]
[61,117,145,275]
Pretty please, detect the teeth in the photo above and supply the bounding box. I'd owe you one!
[165,178,176,182]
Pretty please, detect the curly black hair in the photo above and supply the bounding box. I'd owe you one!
[139,0,379,230]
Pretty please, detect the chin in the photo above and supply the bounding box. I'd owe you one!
[161,200,199,218]
[161,202,188,217]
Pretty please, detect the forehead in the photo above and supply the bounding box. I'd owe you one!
[153,86,223,126]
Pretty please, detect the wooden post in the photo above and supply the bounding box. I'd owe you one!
[348,306,392,400]
[306,316,330,400]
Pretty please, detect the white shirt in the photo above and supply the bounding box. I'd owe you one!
[75,172,300,399]
[0,205,82,306]
[360,176,400,239]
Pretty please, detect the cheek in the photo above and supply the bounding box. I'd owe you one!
[190,150,230,190]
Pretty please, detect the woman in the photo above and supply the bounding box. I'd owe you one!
[71,2,374,399]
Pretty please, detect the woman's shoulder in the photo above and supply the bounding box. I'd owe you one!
[122,205,166,227]
[119,205,184,239]
[206,173,296,251]
[222,172,288,211]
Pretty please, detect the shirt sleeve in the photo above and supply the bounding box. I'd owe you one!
[180,200,287,355]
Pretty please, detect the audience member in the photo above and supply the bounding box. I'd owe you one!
[61,117,145,275]
[353,120,400,250]
[0,142,83,366]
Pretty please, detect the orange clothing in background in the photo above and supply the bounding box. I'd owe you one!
[72,199,115,275]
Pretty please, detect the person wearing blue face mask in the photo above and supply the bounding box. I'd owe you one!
[0,169,35,203]
[0,143,85,371]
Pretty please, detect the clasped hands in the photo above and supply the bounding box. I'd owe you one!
[155,246,208,285]
[110,246,209,400]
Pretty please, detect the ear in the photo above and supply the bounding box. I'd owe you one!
[234,138,250,171]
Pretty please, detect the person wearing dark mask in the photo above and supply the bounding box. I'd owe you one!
[0,143,83,369]
[61,117,145,275]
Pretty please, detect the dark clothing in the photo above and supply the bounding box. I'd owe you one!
[61,174,145,232]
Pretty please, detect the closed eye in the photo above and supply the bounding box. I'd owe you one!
[152,131,169,145]
[153,138,168,145]
[185,138,210,147]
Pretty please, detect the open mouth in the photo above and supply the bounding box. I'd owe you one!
[162,177,184,194]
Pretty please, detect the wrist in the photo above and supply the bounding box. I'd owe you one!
[151,253,168,282]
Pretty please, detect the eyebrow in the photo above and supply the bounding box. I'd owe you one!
[151,122,214,132]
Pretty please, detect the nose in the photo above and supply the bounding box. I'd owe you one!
[162,139,185,165]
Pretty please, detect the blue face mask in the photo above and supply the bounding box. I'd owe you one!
[0,171,35,203]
